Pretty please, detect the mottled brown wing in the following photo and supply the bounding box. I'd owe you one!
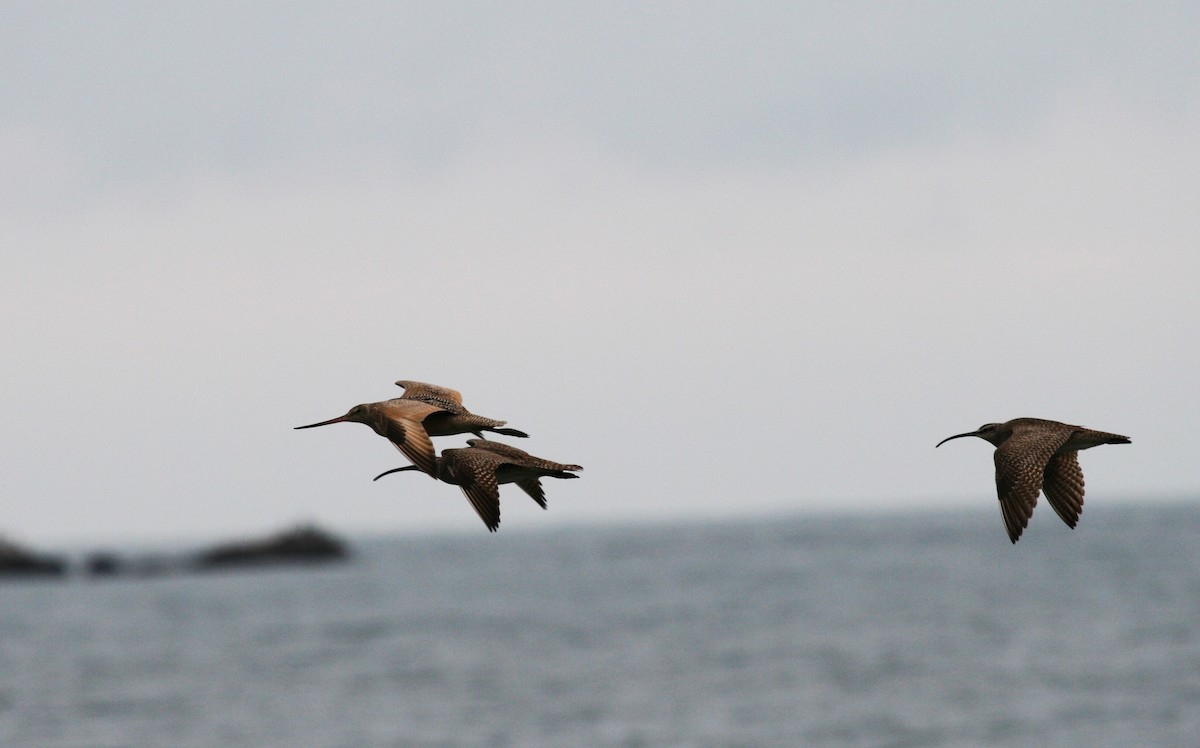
[516,479,547,509]
[381,417,437,478]
[395,380,467,414]
[465,439,532,460]
[993,429,1071,543]
[466,439,581,471]
[1041,451,1085,528]
[441,449,502,532]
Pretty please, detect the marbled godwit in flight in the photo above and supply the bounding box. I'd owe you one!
[395,380,529,439]
[936,418,1130,543]
[373,438,582,532]
[295,390,526,477]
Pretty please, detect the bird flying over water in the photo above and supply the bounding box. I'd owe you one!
[373,438,582,532]
[936,418,1130,543]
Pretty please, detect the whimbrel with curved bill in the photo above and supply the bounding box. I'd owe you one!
[295,391,525,477]
[373,438,582,532]
[936,418,1130,543]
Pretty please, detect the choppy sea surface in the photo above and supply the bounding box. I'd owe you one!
[2,500,1199,748]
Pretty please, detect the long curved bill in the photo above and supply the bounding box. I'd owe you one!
[372,466,420,481]
[935,430,980,448]
[294,415,350,429]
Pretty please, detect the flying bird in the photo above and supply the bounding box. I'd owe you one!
[373,438,582,532]
[936,418,1130,543]
[295,388,526,477]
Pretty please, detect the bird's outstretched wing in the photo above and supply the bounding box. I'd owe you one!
[441,449,503,532]
[381,418,437,478]
[395,380,467,414]
[466,438,582,471]
[993,428,1071,543]
[1041,451,1085,529]
[464,439,532,460]
[378,400,443,477]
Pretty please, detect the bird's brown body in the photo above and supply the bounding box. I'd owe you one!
[295,384,528,477]
[937,418,1130,543]
[373,439,582,532]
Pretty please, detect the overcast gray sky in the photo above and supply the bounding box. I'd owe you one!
[3,2,1198,544]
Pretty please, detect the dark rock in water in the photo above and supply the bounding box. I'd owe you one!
[0,538,67,578]
[85,552,122,577]
[194,524,350,570]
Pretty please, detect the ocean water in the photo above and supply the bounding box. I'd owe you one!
[1,501,1199,748]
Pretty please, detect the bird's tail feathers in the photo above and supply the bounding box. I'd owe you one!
[488,427,530,438]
